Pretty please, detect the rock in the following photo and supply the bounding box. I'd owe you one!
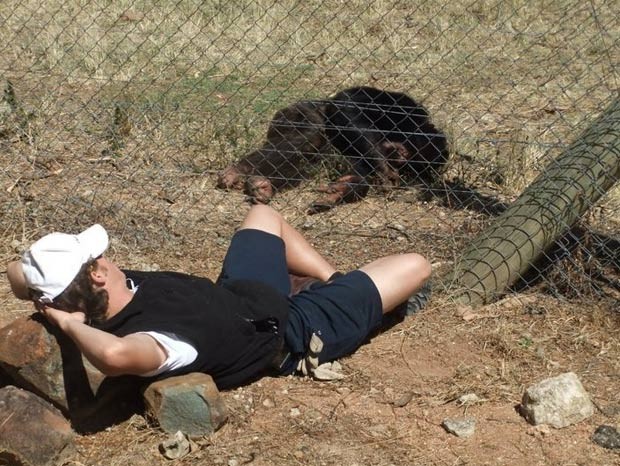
[159,431,192,460]
[262,397,275,408]
[457,393,483,406]
[0,386,75,466]
[0,315,103,410]
[143,373,227,436]
[392,391,414,408]
[312,361,345,381]
[592,425,620,450]
[442,417,476,438]
[0,315,146,432]
[520,372,594,428]
[526,424,551,438]
[0,316,107,404]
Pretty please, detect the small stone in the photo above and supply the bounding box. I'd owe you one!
[393,392,414,408]
[457,393,482,406]
[228,459,239,466]
[290,407,301,417]
[159,431,191,460]
[262,398,275,408]
[592,425,620,450]
[127,413,149,430]
[10,239,22,253]
[312,362,345,381]
[442,417,476,438]
[527,424,551,437]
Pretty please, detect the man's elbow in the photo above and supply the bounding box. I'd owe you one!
[96,340,162,377]
[97,344,135,377]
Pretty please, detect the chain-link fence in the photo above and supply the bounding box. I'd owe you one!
[1,1,618,304]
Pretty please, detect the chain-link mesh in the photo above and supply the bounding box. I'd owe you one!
[1,1,618,303]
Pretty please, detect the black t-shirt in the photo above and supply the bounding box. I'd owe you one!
[95,270,289,389]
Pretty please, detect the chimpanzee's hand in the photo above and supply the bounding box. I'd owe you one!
[244,176,274,205]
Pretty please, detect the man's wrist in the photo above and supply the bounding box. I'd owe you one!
[59,315,83,333]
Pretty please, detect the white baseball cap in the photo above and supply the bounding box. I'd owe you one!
[21,224,109,303]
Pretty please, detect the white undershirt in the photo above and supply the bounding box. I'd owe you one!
[138,331,198,377]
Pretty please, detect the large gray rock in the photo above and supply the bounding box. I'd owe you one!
[0,385,75,466]
[144,373,228,436]
[521,372,594,428]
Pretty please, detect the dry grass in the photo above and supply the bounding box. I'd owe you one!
[0,0,617,248]
[0,1,619,465]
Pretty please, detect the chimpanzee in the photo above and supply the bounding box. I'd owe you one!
[216,100,328,204]
[216,86,448,213]
[310,86,449,212]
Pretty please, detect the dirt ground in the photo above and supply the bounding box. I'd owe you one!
[1,177,619,466]
[0,1,619,464]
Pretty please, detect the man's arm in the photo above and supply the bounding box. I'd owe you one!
[42,307,166,377]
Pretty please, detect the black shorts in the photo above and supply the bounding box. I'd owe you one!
[218,228,384,373]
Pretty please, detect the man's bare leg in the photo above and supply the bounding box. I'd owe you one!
[360,254,432,313]
[239,205,336,281]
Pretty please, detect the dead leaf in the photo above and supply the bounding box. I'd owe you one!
[119,10,144,22]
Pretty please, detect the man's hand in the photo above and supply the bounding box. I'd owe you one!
[39,306,86,329]
[37,305,165,376]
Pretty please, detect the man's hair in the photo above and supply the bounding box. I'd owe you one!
[51,259,109,324]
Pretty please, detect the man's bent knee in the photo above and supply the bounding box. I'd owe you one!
[408,253,432,283]
[240,205,283,235]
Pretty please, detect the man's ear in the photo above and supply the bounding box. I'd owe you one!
[89,259,108,286]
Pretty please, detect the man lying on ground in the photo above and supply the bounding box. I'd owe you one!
[6,205,431,389]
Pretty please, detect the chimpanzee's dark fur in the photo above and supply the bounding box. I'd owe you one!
[217,86,449,213]
[217,101,328,204]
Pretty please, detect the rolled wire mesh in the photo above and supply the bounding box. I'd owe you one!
[0,1,618,303]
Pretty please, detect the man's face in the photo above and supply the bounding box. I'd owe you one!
[94,256,126,289]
